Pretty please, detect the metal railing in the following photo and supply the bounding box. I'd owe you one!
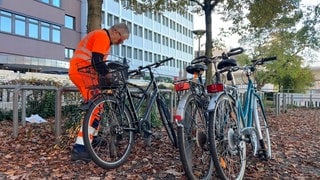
[0,85,174,142]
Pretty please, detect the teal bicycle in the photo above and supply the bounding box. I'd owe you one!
[207,55,276,179]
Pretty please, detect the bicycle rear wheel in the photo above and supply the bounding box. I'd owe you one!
[82,95,134,169]
[157,95,178,148]
[208,93,246,180]
[254,97,272,160]
[178,94,213,180]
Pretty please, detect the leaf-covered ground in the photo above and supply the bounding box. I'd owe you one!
[0,108,319,179]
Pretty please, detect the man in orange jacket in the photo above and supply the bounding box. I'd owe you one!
[69,23,129,162]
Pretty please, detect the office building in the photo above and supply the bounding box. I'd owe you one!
[0,0,194,79]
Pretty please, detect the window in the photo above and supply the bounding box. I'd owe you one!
[144,29,147,39]
[52,0,60,7]
[28,19,39,38]
[127,46,132,58]
[112,46,120,56]
[127,21,132,34]
[65,15,75,30]
[121,45,126,57]
[114,16,119,24]
[149,52,152,62]
[14,15,26,36]
[52,25,60,43]
[144,51,148,62]
[148,30,152,41]
[0,10,60,43]
[107,13,112,26]
[133,24,138,36]
[40,22,50,41]
[138,26,142,37]
[133,48,138,59]
[40,0,60,7]
[65,48,74,59]
[0,11,12,33]
[138,49,143,60]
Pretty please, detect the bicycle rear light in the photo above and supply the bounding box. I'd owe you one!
[174,82,190,91]
[207,83,224,93]
[174,115,182,122]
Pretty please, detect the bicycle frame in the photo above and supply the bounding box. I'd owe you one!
[123,66,163,133]
[174,74,208,127]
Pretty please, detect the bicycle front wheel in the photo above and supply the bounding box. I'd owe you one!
[254,98,272,160]
[178,94,213,180]
[82,95,134,169]
[208,93,246,180]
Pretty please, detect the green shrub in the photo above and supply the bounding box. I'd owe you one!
[0,110,13,121]
[26,91,56,118]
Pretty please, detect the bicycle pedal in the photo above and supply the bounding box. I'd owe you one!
[152,132,163,140]
[143,129,153,135]
[257,149,268,160]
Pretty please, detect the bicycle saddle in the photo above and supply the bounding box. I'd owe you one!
[186,64,207,75]
[217,58,237,69]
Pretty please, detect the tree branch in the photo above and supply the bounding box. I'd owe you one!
[190,0,204,9]
[210,0,222,8]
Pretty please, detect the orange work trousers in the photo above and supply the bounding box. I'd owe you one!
[69,58,102,144]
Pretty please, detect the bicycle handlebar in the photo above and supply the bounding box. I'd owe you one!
[191,47,244,64]
[251,56,277,65]
[224,56,277,74]
[128,57,174,76]
[226,47,244,57]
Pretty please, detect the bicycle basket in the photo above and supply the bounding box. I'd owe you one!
[77,61,128,90]
[77,63,99,90]
[99,61,128,89]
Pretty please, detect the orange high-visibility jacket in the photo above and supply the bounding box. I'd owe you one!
[69,29,111,100]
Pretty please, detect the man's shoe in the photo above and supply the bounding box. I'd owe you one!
[71,147,91,163]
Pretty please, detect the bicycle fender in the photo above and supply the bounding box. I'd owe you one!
[207,92,225,112]
[174,91,192,126]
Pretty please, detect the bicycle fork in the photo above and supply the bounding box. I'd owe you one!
[252,98,267,158]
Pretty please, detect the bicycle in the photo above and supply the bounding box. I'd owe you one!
[77,56,178,169]
[207,54,276,179]
[174,62,213,179]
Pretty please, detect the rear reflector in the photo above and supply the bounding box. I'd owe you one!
[174,115,182,122]
[174,82,190,91]
[207,83,224,93]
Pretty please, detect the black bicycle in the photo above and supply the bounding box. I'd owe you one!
[78,57,177,169]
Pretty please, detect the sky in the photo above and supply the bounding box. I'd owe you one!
[192,0,320,67]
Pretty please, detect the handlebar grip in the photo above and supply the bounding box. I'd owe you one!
[227,47,244,57]
[191,55,209,64]
[262,56,277,62]
[251,56,277,65]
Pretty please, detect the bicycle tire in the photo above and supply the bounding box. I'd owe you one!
[254,97,272,160]
[82,95,134,169]
[157,95,178,148]
[178,94,213,180]
[208,93,246,180]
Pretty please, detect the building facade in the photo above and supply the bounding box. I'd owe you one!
[0,0,81,73]
[0,0,194,79]
[84,0,194,78]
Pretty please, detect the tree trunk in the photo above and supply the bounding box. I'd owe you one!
[87,0,103,33]
[204,1,214,85]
